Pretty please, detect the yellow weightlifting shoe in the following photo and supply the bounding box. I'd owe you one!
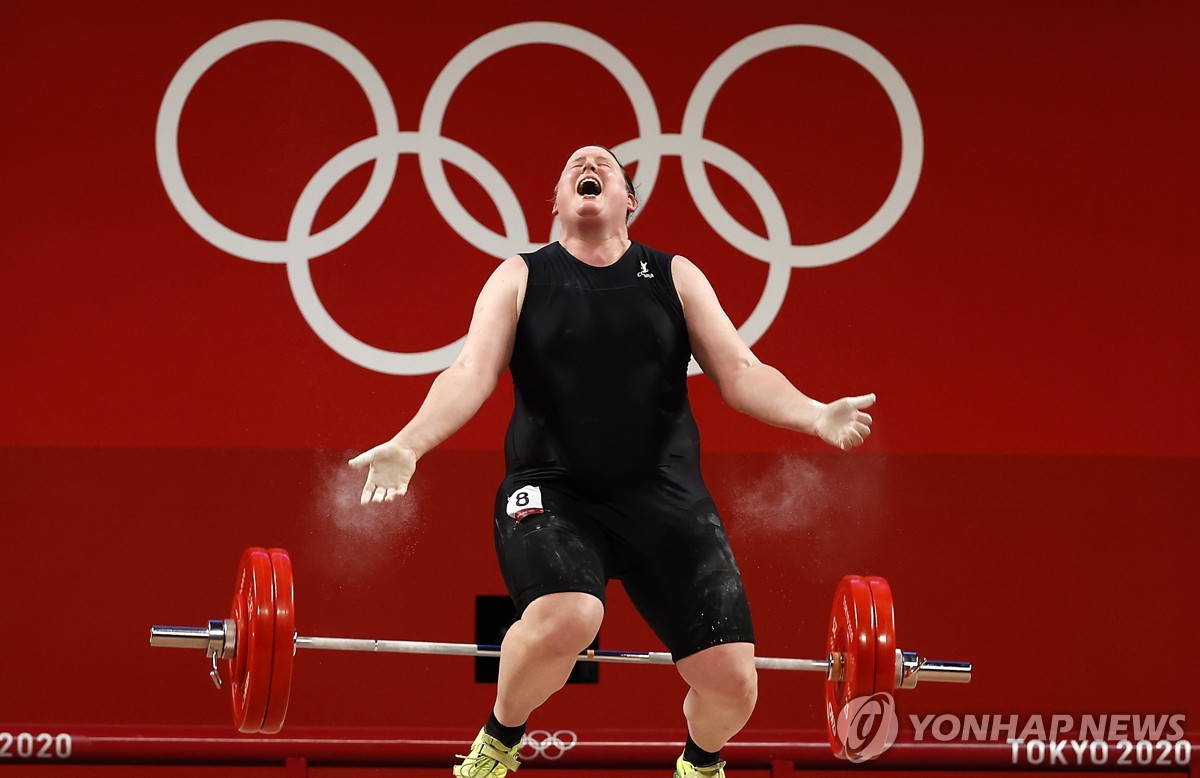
[453,728,521,777]
[674,754,727,778]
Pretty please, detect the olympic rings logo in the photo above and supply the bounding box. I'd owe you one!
[519,729,578,760]
[156,20,922,375]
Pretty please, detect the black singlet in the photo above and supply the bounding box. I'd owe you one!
[503,241,715,549]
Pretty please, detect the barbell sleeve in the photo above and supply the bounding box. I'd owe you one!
[897,650,972,686]
[916,660,973,682]
[150,620,236,659]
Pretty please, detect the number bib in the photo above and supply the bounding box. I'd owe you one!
[505,485,544,521]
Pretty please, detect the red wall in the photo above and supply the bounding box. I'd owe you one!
[1,0,1196,753]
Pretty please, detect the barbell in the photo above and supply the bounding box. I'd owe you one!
[149,547,972,760]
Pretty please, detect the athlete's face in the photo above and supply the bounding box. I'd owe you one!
[552,146,636,227]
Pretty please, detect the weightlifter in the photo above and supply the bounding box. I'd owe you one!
[350,145,875,778]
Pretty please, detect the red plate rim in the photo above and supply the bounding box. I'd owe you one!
[825,575,877,758]
[230,547,276,734]
[867,576,897,697]
[260,547,295,734]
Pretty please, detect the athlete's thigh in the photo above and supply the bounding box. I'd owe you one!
[494,483,611,616]
[621,509,755,661]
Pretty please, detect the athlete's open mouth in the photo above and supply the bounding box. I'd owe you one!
[576,176,602,197]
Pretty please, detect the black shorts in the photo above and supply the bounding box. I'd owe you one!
[493,483,755,661]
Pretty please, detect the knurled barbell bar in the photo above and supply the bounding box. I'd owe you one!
[149,547,972,759]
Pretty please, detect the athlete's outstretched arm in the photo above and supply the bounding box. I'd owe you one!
[349,256,527,503]
[671,255,874,451]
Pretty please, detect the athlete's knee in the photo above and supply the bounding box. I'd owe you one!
[711,663,758,711]
[519,592,604,655]
[680,643,758,709]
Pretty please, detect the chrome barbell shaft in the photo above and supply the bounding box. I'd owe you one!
[151,625,971,683]
[293,635,830,672]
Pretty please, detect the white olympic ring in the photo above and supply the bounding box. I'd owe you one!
[519,729,578,760]
[156,20,922,375]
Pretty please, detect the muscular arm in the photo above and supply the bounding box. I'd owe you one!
[349,256,527,501]
[672,255,873,449]
[393,256,526,457]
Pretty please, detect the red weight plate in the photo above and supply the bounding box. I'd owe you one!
[229,547,276,734]
[825,575,876,759]
[260,548,295,734]
[867,577,897,696]
[226,562,249,718]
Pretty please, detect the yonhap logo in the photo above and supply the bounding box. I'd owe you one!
[835,692,900,762]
